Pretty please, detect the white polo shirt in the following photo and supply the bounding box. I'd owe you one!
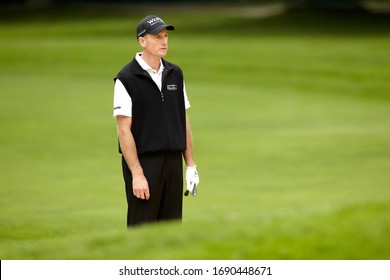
[113,52,190,117]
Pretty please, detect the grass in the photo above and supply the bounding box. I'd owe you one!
[0,6,389,259]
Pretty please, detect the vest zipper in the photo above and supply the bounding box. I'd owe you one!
[161,68,173,103]
[160,92,165,102]
[141,68,170,103]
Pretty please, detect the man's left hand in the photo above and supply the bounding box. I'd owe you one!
[185,166,199,196]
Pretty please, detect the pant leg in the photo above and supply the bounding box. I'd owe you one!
[158,152,183,221]
[122,152,184,227]
[122,154,165,227]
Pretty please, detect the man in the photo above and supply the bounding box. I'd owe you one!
[113,15,199,227]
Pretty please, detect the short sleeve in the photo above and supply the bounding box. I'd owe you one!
[113,79,132,117]
[183,82,191,110]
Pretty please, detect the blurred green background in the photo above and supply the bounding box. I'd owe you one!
[0,1,390,259]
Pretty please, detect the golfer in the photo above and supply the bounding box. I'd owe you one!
[113,15,199,227]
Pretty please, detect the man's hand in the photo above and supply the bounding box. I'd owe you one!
[185,166,199,196]
[132,174,150,200]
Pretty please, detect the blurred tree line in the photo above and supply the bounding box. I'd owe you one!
[2,0,389,11]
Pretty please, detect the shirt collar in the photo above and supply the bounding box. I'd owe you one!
[135,52,164,74]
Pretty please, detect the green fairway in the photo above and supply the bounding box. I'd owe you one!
[0,6,390,259]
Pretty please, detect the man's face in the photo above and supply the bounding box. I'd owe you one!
[140,28,169,58]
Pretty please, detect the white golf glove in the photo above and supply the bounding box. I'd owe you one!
[185,165,199,196]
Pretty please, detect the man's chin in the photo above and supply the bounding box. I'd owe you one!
[159,50,168,57]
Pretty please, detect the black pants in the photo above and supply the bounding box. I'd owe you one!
[121,152,183,227]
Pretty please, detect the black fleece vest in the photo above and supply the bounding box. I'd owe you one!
[114,58,186,156]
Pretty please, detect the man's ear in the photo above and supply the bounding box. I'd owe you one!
[138,37,146,48]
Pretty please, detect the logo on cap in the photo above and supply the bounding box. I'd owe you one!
[147,17,164,26]
[137,29,147,38]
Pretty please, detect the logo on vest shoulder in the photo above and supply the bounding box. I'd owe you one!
[167,84,178,91]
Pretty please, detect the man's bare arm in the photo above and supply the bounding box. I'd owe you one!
[116,115,150,200]
[183,114,196,167]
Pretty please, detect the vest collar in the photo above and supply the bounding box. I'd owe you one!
[131,55,173,75]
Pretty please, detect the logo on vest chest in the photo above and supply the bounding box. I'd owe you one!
[167,84,178,91]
